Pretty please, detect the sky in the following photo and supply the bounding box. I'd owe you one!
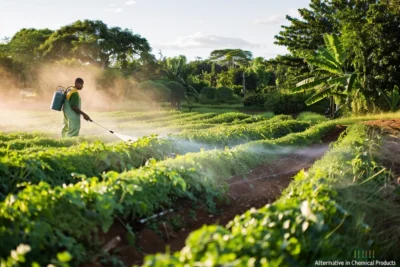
[0,0,310,61]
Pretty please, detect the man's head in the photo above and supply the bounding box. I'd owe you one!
[75,78,84,90]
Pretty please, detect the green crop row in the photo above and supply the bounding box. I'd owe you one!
[141,124,400,266]
[0,121,338,266]
[114,113,219,130]
[117,112,260,130]
[0,132,51,142]
[0,136,177,198]
[0,136,100,151]
[173,120,310,148]
[173,114,291,133]
[199,112,251,124]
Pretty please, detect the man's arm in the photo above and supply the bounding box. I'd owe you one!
[71,106,91,121]
[69,92,91,121]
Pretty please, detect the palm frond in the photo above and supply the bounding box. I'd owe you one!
[305,87,332,105]
[307,58,342,75]
[291,77,330,93]
[315,47,342,69]
[323,34,348,64]
[346,73,358,92]
[327,76,348,86]
[296,77,315,87]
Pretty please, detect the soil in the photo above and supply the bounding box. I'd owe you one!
[83,125,346,267]
[364,119,400,135]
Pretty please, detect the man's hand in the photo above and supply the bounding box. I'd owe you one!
[71,106,91,121]
[83,114,91,121]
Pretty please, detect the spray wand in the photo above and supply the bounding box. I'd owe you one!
[89,119,114,134]
[88,119,136,142]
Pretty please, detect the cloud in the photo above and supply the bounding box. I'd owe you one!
[156,32,264,50]
[255,9,301,25]
[255,14,283,25]
[114,8,123,12]
[125,0,136,5]
[192,19,203,25]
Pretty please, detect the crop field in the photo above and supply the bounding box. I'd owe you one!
[2,0,400,266]
[1,110,400,267]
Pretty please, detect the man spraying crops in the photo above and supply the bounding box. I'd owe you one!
[62,78,91,138]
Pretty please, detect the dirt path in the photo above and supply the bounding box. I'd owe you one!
[85,126,346,267]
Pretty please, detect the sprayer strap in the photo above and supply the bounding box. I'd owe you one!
[65,87,79,100]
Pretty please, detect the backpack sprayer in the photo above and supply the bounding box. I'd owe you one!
[50,86,69,111]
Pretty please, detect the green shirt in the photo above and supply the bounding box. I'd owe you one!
[69,92,79,107]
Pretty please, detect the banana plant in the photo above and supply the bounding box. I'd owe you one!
[161,56,200,100]
[291,34,359,117]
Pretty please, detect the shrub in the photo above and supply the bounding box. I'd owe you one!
[191,81,209,93]
[264,92,328,114]
[243,93,265,106]
[166,81,186,99]
[262,111,275,119]
[216,87,234,102]
[232,85,243,96]
[200,87,217,99]
[137,81,170,101]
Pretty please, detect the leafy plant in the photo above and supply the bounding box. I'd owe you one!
[377,85,400,112]
[291,34,359,117]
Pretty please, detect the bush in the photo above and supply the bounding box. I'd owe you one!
[200,87,217,99]
[232,85,243,96]
[262,111,275,119]
[243,93,265,107]
[190,81,209,94]
[264,92,329,114]
[138,81,170,101]
[166,81,186,99]
[216,87,234,102]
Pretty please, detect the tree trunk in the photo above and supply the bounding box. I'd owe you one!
[330,96,335,118]
[242,71,246,98]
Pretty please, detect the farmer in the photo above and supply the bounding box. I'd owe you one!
[61,78,91,138]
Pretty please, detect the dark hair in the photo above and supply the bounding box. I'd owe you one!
[75,78,84,84]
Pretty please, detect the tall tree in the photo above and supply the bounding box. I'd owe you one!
[275,0,400,112]
[210,49,253,69]
[339,2,400,98]
[251,57,276,90]
[39,20,150,69]
[268,55,310,91]
[0,28,53,85]
[274,1,339,58]
[210,49,253,97]
[6,28,53,63]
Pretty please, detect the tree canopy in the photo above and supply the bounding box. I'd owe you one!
[40,20,150,68]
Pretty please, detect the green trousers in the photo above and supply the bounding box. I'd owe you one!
[61,97,81,138]
[61,111,81,138]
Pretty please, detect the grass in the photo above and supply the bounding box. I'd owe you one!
[297,111,327,124]
[181,107,239,114]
